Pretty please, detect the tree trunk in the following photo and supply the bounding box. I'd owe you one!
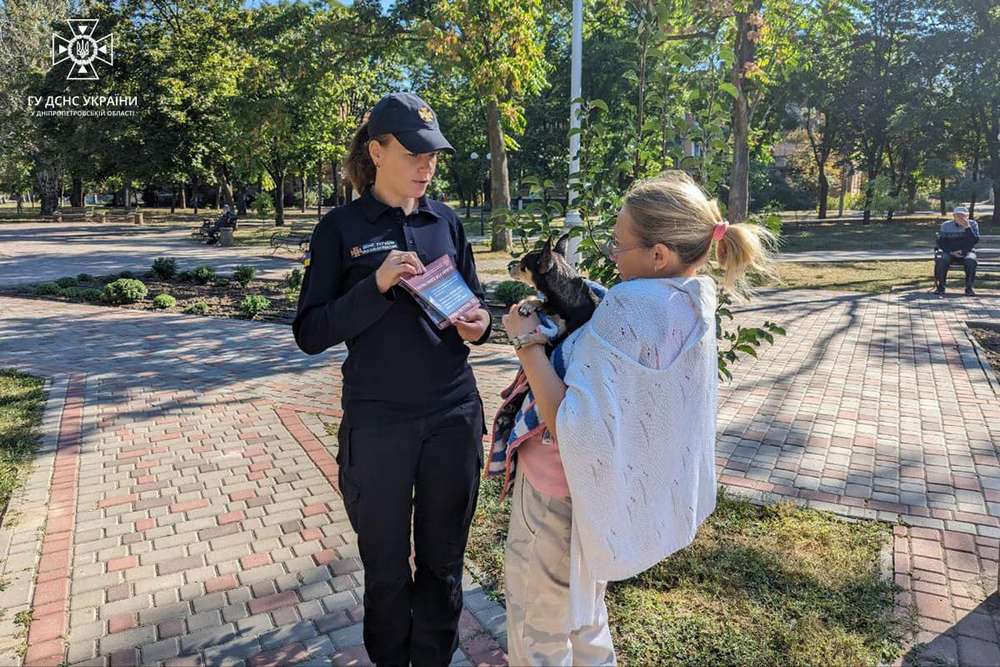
[861,143,883,225]
[838,167,848,218]
[221,181,235,209]
[273,172,286,226]
[885,149,904,224]
[236,184,248,216]
[486,98,512,251]
[180,185,187,210]
[35,163,59,216]
[969,151,980,218]
[728,92,751,223]
[940,178,947,215]
[727,2,761,224]
[171,186,177,214]
[215,166,236,209]
[905,176,917,213]
[332,160,340,207]
[817,167,829,219]
[71,177,83,208]
[300,175,306,213]
[317,161,323,220]
[862,167,877,225]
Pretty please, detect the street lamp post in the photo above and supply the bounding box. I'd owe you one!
[564,0,584,266]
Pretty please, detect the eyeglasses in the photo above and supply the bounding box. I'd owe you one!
[602,239,649,259]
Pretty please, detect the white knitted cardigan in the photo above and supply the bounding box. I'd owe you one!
[553,276,719,629]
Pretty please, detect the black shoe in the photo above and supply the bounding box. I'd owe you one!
[965,287,976,296]
[935,286,945,295]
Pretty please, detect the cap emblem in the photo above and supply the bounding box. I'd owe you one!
[418,106,435,123]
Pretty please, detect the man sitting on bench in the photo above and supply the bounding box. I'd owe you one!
[206,205,237,244]
[934,205,980,296]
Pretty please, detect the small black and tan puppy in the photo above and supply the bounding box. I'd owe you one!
[507,233,600,344]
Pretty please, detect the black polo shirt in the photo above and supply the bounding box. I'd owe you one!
[292,188,492,425]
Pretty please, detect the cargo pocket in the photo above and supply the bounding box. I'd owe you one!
[336,419,362,534]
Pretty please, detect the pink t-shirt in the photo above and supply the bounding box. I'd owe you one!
[517,432,570,498]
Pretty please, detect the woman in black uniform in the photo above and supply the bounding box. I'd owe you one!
[292,92,492,667]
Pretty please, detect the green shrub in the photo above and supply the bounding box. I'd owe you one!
[34,282,61,296]
[239,295,270,319]
[184,300,209,315]
[253,194,275,219]
[494,280,536,306]
[152,294,176,309]
[55,276,78,288]
[103,278,148,305]
[151,257,178,280]
[191,265,216,285]
[177,270,193,283]
[76,273,95,283]
[233,265,256,287]
[59,287,82,299]
[80,288,104,302]
[118,270,135,279]
[284,268,303,290]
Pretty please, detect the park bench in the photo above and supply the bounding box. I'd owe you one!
[98,209,143,224]
[933,233,1000,284]
[976,235,1000,273]
[269,222,314,254]
[192,210,238,244]
[49,206,94,222]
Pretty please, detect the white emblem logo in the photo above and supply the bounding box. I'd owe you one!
[52,19,113,81]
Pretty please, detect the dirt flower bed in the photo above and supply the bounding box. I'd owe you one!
[969,323,1000,377]
[2,271,517,345]
[0,273,300,324]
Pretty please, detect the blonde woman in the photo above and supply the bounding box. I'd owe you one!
[500,171,773,665]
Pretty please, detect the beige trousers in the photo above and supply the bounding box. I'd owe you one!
[504,474,616,666]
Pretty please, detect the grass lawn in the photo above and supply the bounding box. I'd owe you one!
[778,220,946,254]
[467,479,906,666]
[768,260,1000,294]
[0,369,46,521]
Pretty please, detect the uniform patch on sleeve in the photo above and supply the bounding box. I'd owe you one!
[302,250,310,267]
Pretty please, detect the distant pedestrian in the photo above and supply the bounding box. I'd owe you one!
[934,206,980,296]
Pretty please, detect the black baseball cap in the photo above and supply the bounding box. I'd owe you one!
[367,92,455,154]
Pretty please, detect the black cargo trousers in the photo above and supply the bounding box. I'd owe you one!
[337,395,486,667]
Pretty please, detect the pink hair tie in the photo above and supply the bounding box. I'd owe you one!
[712,221,729,241]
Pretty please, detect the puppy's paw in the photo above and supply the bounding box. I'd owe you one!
[517,297,544,317]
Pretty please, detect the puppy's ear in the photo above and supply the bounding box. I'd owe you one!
[554,232,570,257]
[537,239,554,274]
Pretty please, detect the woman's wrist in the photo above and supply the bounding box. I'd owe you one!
[514,339,548,358]
[511,331,548,351]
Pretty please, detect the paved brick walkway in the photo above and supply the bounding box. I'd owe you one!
[720,289,1000,666]
[0,298,511,667]
[1,286,998,665]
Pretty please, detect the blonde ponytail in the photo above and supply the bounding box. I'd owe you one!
[714,221,774,295]
[623,170,774,296]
